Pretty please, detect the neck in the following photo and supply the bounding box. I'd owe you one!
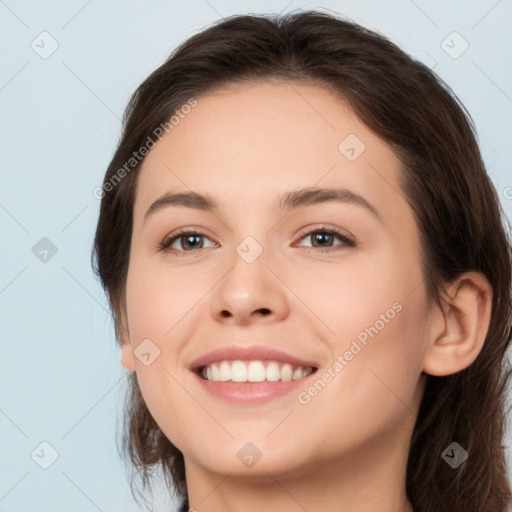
[183,425,414,512]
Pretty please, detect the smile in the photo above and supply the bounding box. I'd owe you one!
[199,360,315,383]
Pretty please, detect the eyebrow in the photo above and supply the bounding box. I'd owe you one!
[144,187,382,222]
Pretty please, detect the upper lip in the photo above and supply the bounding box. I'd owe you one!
[189,345,319,370]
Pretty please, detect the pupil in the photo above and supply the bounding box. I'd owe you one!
[314,233,332,247]
[185,235,201,249]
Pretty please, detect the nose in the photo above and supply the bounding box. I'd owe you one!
[210,243,290,326]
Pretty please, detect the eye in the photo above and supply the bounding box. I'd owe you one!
[294,226,356,253]
[159,229,217,253]
[158,225,355,255]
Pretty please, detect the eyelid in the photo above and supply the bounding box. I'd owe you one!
[158,224,356,254]
[158,227,218,252]
[292,224,356,250]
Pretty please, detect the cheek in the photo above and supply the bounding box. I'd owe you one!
[124,255,208,345]
[288,301,427,460]
[321,286,427,426]
[291,249,422,347]
[296,252,427,415]
[123,256,217,446]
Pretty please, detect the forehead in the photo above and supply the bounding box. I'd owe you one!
[134,81,406,221]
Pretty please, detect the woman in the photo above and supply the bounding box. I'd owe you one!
[93,10,512,512]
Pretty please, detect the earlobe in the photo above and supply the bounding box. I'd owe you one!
[422,272,493,377]
[120,332,136,371]
[118,307,136,372]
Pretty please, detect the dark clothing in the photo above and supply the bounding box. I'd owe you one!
[179,495,189,511]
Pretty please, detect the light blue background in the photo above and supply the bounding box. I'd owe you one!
[1,1,511,511]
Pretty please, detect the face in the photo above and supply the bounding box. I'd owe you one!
[120,81,431,480]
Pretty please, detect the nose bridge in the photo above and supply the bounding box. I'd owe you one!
[234,233,266,266]
[223,200,274,267]
[209,225,289,323]
[225,231,270,301]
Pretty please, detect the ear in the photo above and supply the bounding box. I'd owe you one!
[422,271,493,376]
[118,301,136,372]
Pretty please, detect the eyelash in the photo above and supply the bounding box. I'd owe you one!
[158,226,356,255]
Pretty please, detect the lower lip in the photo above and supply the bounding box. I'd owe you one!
[193,371,314,404]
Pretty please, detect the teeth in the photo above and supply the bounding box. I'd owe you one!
[292,366,304,380]
[248,361,266,382]
[266,361,281,382]
[231,361,247,382]
[200,360,314,383]
[219,361,231,381]
[281,363,293,382]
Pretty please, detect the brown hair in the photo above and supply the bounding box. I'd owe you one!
[92,9,512,511]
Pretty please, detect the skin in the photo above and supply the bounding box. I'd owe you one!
[118,81,492,512]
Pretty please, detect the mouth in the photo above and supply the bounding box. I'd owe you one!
[195,359,317,383]
[189,345,319,404]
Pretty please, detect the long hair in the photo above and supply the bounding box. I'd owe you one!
[92,10,512,511]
